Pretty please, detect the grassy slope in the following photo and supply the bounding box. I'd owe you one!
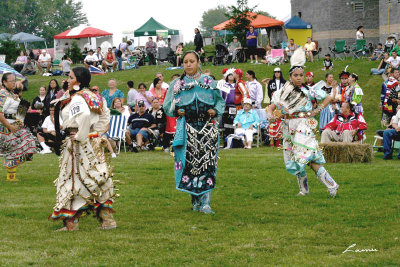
[0,59,399,266]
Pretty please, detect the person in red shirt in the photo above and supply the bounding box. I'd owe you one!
[232,69,250,110]
[321,101,367,143]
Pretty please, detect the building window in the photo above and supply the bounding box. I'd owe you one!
[354,2,364,11]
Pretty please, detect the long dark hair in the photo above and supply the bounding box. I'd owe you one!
[48,79,60,92]
[72,67,91,90]
[153,77,161,88]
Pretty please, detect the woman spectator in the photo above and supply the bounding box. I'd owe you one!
[319,73,338,131]
[111,97,131,119]
[31,86,47,113]
[44,79,60,116]
[262,67,287,102]
[246,26,258,64]
[356,26,364,40]
[145,37,157,66]
[260,45,272,64]
[371,52,389,75]
[194,28,203,54]
[304,37,316,62]
[175,43,184,66]
[60,55,72,75]
[164,51,225,214]
[56,80,68,99]
[14,51,27,72]
[150,77,167,104]
[135,82,153,110]
[101,78,125,108]
[26,86,47,133]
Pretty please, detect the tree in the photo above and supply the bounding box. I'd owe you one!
[0,0,87,45]
[225,0,257,46]
[0,39,20,65]
[199,5,229,37]
[256,10,276,19]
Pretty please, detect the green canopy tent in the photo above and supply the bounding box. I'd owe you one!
[134,17,179,46]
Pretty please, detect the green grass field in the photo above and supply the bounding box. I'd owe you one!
[0,59,399,266]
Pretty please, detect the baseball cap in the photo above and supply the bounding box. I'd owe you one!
[306,71,314,77]
[273,67,281,72]
[243,98,252,105]
[138,100,145,107]
[233,36,238,39]
[42,49,46,53]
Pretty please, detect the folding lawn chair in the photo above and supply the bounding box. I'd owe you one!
[351,39,368,59]
[255,109,267,147]
[269,49,284,65]
[329,40,350,60]
[107,115,128,154]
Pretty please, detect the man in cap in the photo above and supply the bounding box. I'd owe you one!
[336,71,351,107]
[228,36,242,63]
[305,72,315,87]
[37,49,51,74]
[84,49,99,68]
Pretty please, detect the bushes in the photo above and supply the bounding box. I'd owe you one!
[0,39,20,64]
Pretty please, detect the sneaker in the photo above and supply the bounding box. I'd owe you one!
[40,148,52,154]
[111,153,117,158]
[164,148,170,153]
[255,60,259,64]
[328,184,339,198]
[130,144,138,153]
[250,60,254,64]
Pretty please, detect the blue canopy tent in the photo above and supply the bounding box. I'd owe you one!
[11,32,48,50]
[0,33,12,41]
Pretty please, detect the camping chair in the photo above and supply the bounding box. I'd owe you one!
[269,49,284,65]
[107,115,128,154]
[255,109,267,147]
[329,40,350,60]
[351,39,368,59]
[157,47,173,65]
[312,41,322,59]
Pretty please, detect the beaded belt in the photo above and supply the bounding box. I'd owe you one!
[284,111,311,120]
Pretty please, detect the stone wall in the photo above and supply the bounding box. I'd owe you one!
[291,0,380,54]
[379,0,400,42]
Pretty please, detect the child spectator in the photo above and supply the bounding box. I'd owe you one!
[323,54,333,71]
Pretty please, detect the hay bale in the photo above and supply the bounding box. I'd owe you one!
[320,143,373,163]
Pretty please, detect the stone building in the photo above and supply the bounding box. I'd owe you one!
[291,0,400,54]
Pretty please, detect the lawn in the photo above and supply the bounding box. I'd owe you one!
[0,58,399,266]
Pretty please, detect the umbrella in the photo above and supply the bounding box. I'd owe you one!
[0,62,25,80]
[11,32,45,43]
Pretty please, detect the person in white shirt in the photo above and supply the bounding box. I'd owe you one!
[37,105,63,154]
[356,26,364,40]
[126,80,138,106]
[59,55,72,75]
[95,47,104,66]
[37,49,52,74]
[148,72,169,90]
[387,51,400,69]
[84,49,99,67]
[245,70,263,109]
[156,36,167,48]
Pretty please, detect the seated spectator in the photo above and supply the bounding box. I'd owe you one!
[321,102,367,144]
[101,78,125,108]
[14,50,27,72]
[323,54,333,71]
[102,47,117,72]
[228,36,242,63]
[145,37,157,66]
[371,52,389,75]
[95,47,104,66]
[37,105,63,154]
[245,70,263,109]
[125,100,157,152]
[56,80,68,99]
[135,82,153,110]
[148,98,167,144]
[175,43,184,66]
[387,50,400,69]
[390,39,400,56]
[149,72,169,90]
[304,37,316,62]
[44,79,60,116]
[84,49,98,67]
[285,38,297,60]
[150,77,167,104]
[156,36,167,48]
[260,45,273,64]
[111,97,131,119]
[37,49,51,74]
[60,55,72,75]
[21,57,36,76]
[228,98,260,149]
[126,80,138,107]
[383,106,400,160]
[369,43,384,61]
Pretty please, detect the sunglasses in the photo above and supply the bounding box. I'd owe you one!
[138,104,145,107]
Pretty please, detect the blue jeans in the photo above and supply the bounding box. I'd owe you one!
[129,128,149,140]
[383,129,400,158]
[371,68,385,75]
[115,49,123,70]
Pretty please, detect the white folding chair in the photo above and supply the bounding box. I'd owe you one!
[107,115,127,154]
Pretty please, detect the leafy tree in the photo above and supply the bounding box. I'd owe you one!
[225,0,257,46]
[66,41,83,63]
[256,10,276,19]
[199,5,229,37]
[0,39,21,65]
[0,0,87,45]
